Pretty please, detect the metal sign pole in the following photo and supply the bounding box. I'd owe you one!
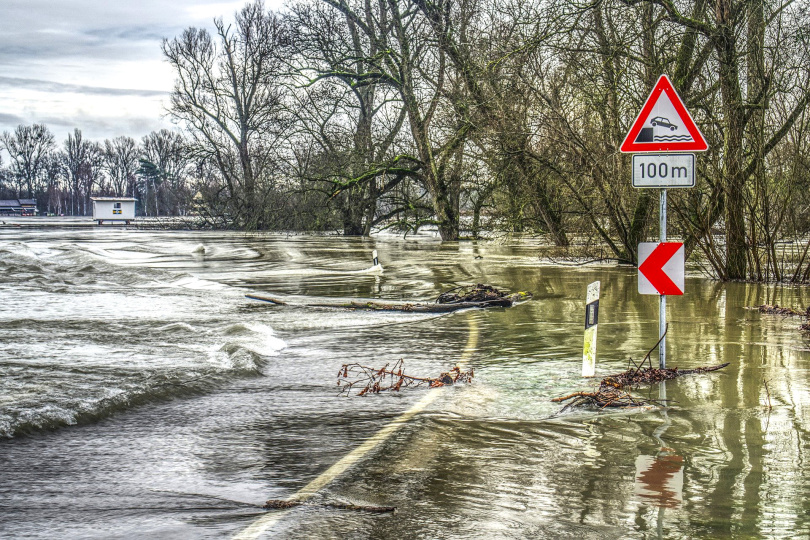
[622,74,708,370]
[659,188,667,369]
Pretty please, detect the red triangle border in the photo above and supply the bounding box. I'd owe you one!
[620,75,708,153]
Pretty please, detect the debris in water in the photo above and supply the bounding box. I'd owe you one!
[754,304,810,332]
[551,388,662,411]
[552,329,729,412]
[337,359,473,396]
[436,283,529,305]
[246,284,531,313]
[756,304,809,317]
[263,499,396,513]
[602,363,730,388]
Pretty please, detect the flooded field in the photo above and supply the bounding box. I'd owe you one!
[2,222,809,538]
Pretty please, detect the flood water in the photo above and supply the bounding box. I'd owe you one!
[2,222,809,539]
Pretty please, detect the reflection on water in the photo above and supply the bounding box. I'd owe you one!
[635,453,684,509]
[0,227,809,538]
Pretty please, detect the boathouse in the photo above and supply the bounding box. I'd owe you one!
[0,199,38,216]
[91,197,136,225]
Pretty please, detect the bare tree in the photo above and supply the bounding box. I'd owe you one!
[60,129,103,215]
[318,0,479,240]
[1,124,55,198]
[140,129,191,215]
[618,0,810,279]
[163,0,288,228]
[104,136,140,197]
[287,0,414,236]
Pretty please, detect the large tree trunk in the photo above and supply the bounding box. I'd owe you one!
[716,0,748,279]
[433,179,460,241]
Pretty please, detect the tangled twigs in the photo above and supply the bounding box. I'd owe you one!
[337,359,473,396]
[551,388,664,413]
[435,283,530,305]
[263,499,396,513]
[757,304,810,317]
[436,283,503,304]
[603,363,730,388]
[552,329,730,412]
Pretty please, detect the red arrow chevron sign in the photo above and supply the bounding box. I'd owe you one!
[638,242,684,295]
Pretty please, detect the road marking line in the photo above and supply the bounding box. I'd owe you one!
[233,313,480,540]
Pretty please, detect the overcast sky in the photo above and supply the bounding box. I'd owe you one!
[0,0,284,145]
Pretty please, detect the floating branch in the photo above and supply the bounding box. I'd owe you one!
[552,331,729,412]
[756,304,810,317]
[551,388,664,413]
[602,363,730,388]
[263,499,395,513]
[337,359,473,397]
[753,304,810,332]
[435,283,530,305]
[246,284,531,313]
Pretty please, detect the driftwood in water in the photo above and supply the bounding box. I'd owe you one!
[754,304,810,332]
[436,283,521,304]
[757,304,810,317]
[604,327,729,388]
[263,499,395,513]
[552,328,729,412]
[338,359,473,396]
[602,363,730,388]
[246,285,530,313]
[552,388,663,411]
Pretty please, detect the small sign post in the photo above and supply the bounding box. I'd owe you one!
[582,281,600,377]
[372,250,379,266]
[621,75,707,369]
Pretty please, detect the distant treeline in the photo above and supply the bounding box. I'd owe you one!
[3,0,810,282]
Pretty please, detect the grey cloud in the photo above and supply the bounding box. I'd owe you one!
[0,77,168,98]
[0,1,281,142]
[0,2,205,66]
[0,28,169,66]
[0,113,27,126]
[19,115,172,143]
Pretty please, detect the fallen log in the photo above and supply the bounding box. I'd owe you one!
[263,499,395,513]
[246,285,530,313]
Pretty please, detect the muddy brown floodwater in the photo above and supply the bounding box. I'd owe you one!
[1,222,809,538]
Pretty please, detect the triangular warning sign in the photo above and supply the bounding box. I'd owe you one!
[621,75,708,153]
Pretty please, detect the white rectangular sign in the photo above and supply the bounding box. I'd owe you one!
[632,154,695,188]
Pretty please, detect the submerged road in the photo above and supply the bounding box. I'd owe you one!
[4,229,810,538]
[233,313,480,539]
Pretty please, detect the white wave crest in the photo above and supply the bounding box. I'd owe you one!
[221,322,286,358]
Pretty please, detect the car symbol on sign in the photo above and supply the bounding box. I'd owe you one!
[650,116,678,131]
